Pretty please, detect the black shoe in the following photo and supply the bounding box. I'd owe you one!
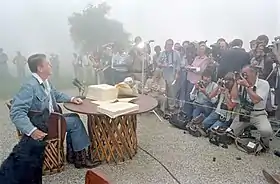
[74,149,102,169]
[66,144,75,164]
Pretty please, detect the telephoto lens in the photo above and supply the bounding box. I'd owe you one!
[274,150,280,157]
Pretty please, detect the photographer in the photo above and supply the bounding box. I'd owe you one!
[157,39,181,112]
[202,72,237,130]
[143,69,167,115]
[217,39,250,79]
[152,45,161,71]
[188,69,218,118]
[230,65,273,150]
[273,36,280,120]
[210,38,228,64]
[182,41,210,118]
[128,36,150,83]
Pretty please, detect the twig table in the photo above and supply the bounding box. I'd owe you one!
[64,95,158,163]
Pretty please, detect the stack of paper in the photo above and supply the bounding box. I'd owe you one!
[87,84,118,101]
[97,102,139,118]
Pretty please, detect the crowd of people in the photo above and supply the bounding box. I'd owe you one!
[71,34,280,153]
[151,35,280,152]
[0,49,60,80]
[2,34,280,183]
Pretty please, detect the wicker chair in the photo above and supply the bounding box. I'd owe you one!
[85,169,110,184]
[5,100,67,175]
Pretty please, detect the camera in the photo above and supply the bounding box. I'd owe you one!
[217,79,225,87]
[239,100,254,122]
[210,43,222,62]
[234,71,241,80]
[234,71,247,80]
[197,80,205,88]
[274,36,280,42]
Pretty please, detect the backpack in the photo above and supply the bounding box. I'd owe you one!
[168,112,190,130]
[187,114,206,137]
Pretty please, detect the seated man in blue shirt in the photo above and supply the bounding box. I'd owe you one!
[10,54,101,169]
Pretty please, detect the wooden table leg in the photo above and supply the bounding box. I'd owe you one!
[87,114,138,163]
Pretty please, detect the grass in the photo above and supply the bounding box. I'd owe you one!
[0,75,73,100]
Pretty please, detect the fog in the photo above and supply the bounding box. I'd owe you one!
[0,0,279,74]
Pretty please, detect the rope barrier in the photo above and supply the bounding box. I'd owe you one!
[152,93,280,124]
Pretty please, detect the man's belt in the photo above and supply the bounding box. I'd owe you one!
[251,109,265,112]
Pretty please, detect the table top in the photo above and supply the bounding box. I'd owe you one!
[64,94,158,115]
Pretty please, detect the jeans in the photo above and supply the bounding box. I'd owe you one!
[276,88,280,120]
[203,111,231,130]
[176,69,188,106]
[182,80,194,117]
[192,102,214,118]
[64,113,90,152]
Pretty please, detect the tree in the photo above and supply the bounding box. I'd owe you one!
[68,2,130,52]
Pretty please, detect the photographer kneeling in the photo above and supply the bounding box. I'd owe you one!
[230,65,273,150]
[203,73,237,130]
[188,69,218,118]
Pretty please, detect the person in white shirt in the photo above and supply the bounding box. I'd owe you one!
[111,50,121,68]
[82,53,96,84]
[230,65,273,150]
[72,53,79,79]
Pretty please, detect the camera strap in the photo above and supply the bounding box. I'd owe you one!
[164,51,174,66]
[239,85,257,103]
[276,66,280,89]
[217,94,230,121]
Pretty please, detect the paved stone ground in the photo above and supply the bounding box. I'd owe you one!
[1,89,280,184]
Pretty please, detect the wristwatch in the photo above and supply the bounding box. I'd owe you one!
[246,86,253,90]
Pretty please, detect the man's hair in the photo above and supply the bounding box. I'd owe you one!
[154,45,161,51]
[134,36,142,43]
[182,40,190,45]
[224,72,235,80]
[242,64,257,74]
[199,40,207,46]
[231,39,243,47]
[27,54,46,73]
[202,68,213,78]
[217,38,226,43]
[165,39,174,45]
[257,35,269,45]
[250,40,256,44]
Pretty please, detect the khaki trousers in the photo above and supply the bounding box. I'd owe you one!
[76,66,84,82]
[156,95,167,114]
[230,110,273,147]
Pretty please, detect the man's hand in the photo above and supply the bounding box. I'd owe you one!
[185,65,193,71]
[237,79,250,88]
[71,97,83,105]
[222,88,230,95]
[31,129,47,140]
[198,86,206,94]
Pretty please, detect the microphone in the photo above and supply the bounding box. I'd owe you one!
[72,78,86,99]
